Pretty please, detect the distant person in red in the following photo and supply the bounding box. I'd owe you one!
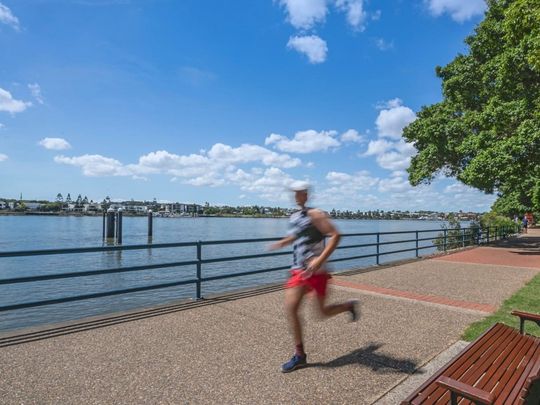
[269,181,358,373]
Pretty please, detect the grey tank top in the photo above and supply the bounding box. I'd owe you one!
[288,208,325,269]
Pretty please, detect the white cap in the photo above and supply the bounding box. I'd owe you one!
[289,180,311,192]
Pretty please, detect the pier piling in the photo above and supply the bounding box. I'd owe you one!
[148,210,153,239]
[106,208,115,239]
[117,209,123,244]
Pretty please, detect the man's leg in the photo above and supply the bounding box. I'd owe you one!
[284,285,307,350]
[282,286,308,372]
[315,293,356,318]
[312,274,358,320]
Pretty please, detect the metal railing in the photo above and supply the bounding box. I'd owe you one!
[0,225,520,313]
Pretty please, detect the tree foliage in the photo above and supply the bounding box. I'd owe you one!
[433,215,480,251]
[403,0,540,213]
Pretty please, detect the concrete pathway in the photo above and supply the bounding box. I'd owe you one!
[0,231,539,404]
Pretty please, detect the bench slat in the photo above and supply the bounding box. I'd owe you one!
[402,322,540,405]
[460,327,523,388]
[401,323,507,404]
[473,329,530,393]
[509,343,540,403]
[494,336,536,403]
[495,337,540,404]
[424,325,515,404]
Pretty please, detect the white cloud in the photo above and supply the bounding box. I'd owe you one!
[229,167,301,202]
[0,153,8,162]
[0,123,5,130]
[54,142,302,194]
[28,83,44,104]
[335,0,367,31]
[279,0,328,29]
[425,0,486,23]
[39,137,71,150]
[266,129,340,153]
[363,139,394,156]
[444,183,470,194]
[326,170,378,189]
[287,35,328,64]
[316,170,378,207]
[378,175,411,193]
[364,138,416,171]
[206,143,301,168]
[0,87,31,114]
[54,154,130,177]
[375,98,416,139]
[0,2,20,31]
[375,38,393,51]
[376,151,411,171]
[371,10,381,20]
[340,129,364,143]
[377,98,403,109]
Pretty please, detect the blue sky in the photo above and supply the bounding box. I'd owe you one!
[0,0,496,211]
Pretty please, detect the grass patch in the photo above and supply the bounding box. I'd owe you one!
[462,272,540,341]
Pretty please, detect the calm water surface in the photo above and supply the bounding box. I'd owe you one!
[0,216,449,332]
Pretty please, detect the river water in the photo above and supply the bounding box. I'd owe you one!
[0,216,449,332]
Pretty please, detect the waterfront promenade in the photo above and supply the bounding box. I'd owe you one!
[1,230,539,404]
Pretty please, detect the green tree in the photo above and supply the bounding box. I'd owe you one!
[403,0,540,213]
[433,215,480,251]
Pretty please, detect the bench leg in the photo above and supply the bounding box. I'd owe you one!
[450,392,458,405]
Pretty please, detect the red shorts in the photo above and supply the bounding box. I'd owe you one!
[285,269,331,297]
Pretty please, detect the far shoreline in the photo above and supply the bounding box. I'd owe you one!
[0,211,448,221]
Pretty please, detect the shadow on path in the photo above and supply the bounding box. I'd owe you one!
[308,342,424,375]
[490,235,540,250]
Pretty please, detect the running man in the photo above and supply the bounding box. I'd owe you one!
[269,181,358,373]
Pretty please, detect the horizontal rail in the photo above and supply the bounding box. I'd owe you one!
[202,265,290,282]
[0,260,200,285]
[0,278,198,312]
[201,250,290,264]
[328,253,380,263]
[0,224,520,315]
[0,241,198,258]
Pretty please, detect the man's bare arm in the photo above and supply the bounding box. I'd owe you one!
[268,235,295,251]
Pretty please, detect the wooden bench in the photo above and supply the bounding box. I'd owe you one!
[401,311,540,404]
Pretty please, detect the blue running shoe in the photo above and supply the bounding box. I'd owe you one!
[281,354,307,373]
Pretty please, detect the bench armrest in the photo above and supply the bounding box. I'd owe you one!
[437,376,495,405]
[511,310,540,334]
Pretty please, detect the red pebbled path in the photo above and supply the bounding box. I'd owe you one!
[433,246,540,269]
[331,278,497,314]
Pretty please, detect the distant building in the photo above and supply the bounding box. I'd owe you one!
[24,202,42,210]
[83,202,102,213]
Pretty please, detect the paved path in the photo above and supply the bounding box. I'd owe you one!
[1,230,539,404]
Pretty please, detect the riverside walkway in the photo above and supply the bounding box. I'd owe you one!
[1,229,539,404]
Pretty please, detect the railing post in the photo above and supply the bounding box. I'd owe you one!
[444,229,447,252]
[461,228,465,248]
[196,241,202,299]
[415,231,419,257]
[487,227,490,244]
[376,233,380,265]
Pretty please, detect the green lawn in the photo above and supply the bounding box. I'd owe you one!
[462,272,540,341]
